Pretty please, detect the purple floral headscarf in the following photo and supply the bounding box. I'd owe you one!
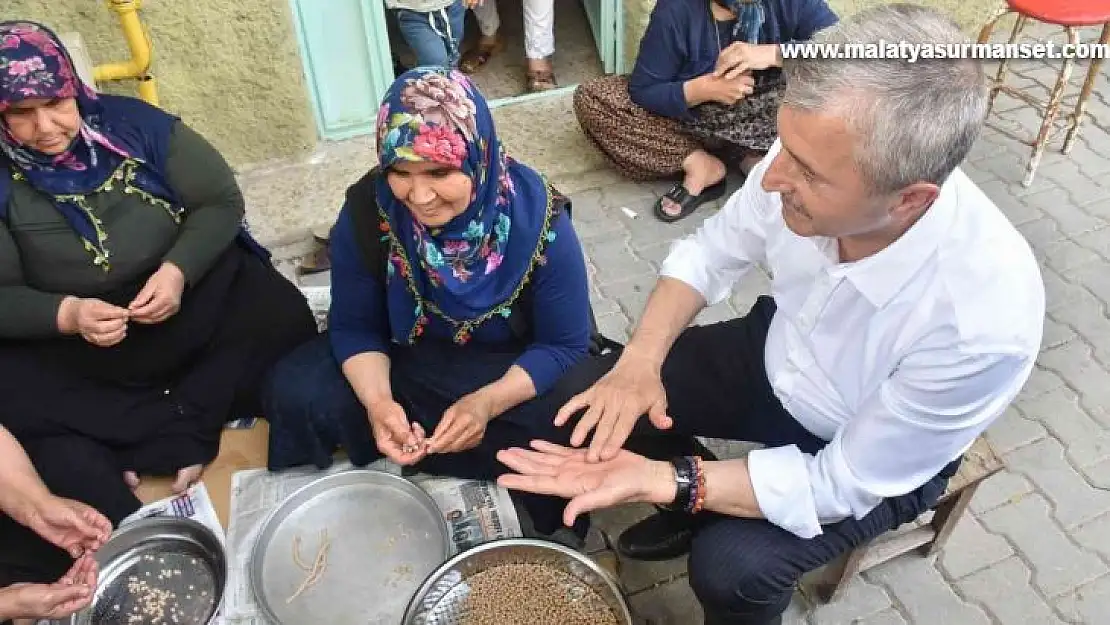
[0,21,132,177]
[374,67,556,344]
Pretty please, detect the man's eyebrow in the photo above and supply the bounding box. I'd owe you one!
[782,143,825,181]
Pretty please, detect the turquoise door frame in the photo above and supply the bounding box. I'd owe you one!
[288,0,395,140]
[290,0,623,139]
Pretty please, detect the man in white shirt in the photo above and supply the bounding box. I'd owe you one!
[494,4,1045,625]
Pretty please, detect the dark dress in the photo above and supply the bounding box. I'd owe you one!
[0,111,317,585]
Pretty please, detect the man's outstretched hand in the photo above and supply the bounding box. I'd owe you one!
[553,351,674,462]
[496,441,676,527]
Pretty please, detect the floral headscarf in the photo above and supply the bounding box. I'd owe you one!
[375,68,556,344]
[0,21,182,270]
[0,21,133,189]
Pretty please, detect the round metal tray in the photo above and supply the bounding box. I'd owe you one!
[249,469,451,625]
[50,516,226,625]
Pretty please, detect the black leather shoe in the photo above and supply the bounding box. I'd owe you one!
[616,509,695,561]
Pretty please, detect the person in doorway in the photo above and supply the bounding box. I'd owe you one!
[0,425,108,625]
[460,0,558,92]
[387,0,471,69]
[262,67,597,543]
[0,20,318,582]
[495,5,1045,625]
[574,0,837,223]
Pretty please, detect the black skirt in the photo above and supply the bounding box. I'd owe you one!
[0,243,317,585]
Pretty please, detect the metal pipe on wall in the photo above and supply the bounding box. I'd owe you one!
[93,0,159,105]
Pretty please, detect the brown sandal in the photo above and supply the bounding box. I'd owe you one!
[459,36,504,74]
[526,68,558,92]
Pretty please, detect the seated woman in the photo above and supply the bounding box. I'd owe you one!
[573,0,837,222]
[0,21,317,582]
[263,67,593,539]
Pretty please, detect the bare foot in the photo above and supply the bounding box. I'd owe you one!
[661,150,727,218]
[123,470,141,491]
[171,464,203,494]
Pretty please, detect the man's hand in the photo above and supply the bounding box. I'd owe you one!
[23,496,112,558]
[128,262,186,324]
[428,392,495,454]
[367,399,427,466]
[0,555,97,620]
[714,42,780,79]
[59,297,130,347]
[497,441,676,526]
[554,351,674,463]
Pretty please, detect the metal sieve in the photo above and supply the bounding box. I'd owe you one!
[401,537,634,625]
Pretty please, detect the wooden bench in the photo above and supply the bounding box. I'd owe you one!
[809,436,1003,603]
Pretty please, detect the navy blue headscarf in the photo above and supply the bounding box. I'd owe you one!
[374,67,556,345]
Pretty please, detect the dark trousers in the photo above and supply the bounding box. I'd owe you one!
[555,297,958,625]
[0,247,317,586]
[262,333,597,536]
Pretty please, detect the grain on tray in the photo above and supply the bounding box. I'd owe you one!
[454,563,618,625]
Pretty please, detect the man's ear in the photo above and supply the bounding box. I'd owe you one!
[891,182,940,224]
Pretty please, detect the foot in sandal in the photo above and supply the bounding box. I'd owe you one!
[526,57,557,92]
[459,35,503,74]
[654,150,728,223]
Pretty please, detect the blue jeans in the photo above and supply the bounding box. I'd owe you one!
[394,2,465,68]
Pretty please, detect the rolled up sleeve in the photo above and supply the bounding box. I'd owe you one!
[748,331,1034,539]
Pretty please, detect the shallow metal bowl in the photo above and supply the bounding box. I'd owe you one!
[249,469,452,625]
[401,538,633,625]
[50,516,226,625]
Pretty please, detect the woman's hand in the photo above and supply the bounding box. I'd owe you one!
[128,262,186,324]
[713,42,781,79]
[0,556,97,621]
[496,441,676,526]
[554,350,674,463]
[22,495,112,558]
[367,399,427,466]
[429,392,495,454]
[58,297,130,347]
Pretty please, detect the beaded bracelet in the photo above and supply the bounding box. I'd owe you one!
[691,456,707,514]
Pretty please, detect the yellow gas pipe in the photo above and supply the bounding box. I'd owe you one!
[92,0,159,106]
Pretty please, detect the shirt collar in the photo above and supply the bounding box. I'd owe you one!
[824,170,962,308]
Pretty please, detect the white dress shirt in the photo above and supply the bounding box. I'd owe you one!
[659,140,1045,539]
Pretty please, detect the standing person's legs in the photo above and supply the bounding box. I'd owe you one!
[395,8,453,68]
[523,0,556,91]
[459,0,503,73]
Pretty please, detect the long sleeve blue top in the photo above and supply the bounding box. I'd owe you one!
[628,0,839,121]
[327,201,592,396]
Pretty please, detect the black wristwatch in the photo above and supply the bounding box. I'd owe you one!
[662,456,695,513]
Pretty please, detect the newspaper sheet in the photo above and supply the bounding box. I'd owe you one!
[222,460,522,624]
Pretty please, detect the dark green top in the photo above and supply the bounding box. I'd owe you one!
[0,120,245,338]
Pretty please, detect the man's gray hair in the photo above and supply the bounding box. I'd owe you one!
[781,3,989,193]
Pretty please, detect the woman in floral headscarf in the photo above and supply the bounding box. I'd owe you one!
[0,21,316,585]
[263,67,596,542]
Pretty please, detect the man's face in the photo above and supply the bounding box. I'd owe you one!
[762,106,896,240]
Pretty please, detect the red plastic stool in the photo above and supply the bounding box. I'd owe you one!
[977,0,1110,186]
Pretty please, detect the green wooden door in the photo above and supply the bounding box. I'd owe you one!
[288,0,395,140]
[582,0,624,74]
